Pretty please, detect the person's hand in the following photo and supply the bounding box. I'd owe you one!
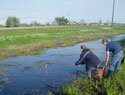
[75,62,79,66]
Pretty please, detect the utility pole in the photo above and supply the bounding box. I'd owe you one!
[111,0,115,28]
[32,10,35,27]
[67,13,70,25]
[11,18,13,27]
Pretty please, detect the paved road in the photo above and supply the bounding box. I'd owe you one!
[0,26,71,30]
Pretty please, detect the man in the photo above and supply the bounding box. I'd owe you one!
[102,39,124,77]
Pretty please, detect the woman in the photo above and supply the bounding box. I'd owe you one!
[75,45,101,78]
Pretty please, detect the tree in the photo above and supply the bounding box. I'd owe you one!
[55,16,69,26]
[99,19,102,25]
[104,20,110,25]
[80,19,86,25]
[0,21,2,28]
[6,17,20,27]
[31,21,42,26]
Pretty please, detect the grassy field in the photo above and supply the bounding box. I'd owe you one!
[0,25,125,59]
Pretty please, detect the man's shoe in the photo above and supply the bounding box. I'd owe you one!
[107,70,113,78]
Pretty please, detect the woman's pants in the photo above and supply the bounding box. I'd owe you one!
[87,64,100,78]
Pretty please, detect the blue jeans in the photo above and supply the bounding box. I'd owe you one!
[109,51,124,71]
[87,64,100,78]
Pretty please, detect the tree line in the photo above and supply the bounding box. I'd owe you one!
[0,16,111,27]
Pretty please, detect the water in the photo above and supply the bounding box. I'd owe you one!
[0,39,107,95]
[111,34,125,42]
[111,34,125,47]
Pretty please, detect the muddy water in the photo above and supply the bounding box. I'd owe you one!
[0,40,106,95]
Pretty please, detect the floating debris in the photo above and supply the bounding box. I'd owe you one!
[0,68,7,77]
[24,66,34,71]
[0,78,11,92]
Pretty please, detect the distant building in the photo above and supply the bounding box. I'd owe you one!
[89,23,99,26]
[67,21,80,25]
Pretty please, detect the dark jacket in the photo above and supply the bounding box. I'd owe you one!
[75,50,100,71]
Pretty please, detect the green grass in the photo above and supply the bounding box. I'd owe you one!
[55,48,125,95]
[0,25,125,59]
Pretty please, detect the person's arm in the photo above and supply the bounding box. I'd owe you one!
[75,54,86,66]
[105,51,110,67]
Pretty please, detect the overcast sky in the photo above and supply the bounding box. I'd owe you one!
[0,0,125,24]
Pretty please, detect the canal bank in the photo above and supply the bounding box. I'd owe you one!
[0,35,125,95]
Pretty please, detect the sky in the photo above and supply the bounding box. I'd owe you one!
[0,0,125,24]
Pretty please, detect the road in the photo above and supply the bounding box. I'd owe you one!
[0,26,71,30]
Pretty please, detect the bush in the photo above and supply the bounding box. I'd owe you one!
[6,16,20,27]
[55,16,69,26]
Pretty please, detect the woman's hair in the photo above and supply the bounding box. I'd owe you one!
[102,39,109,43]
[80,45,90,51]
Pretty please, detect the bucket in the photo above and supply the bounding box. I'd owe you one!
[93,67,105,78]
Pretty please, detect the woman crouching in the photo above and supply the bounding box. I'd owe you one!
[75,45,101,79]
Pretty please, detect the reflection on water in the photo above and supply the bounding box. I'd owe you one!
[111,34,125,47]
[0,39,106,95]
